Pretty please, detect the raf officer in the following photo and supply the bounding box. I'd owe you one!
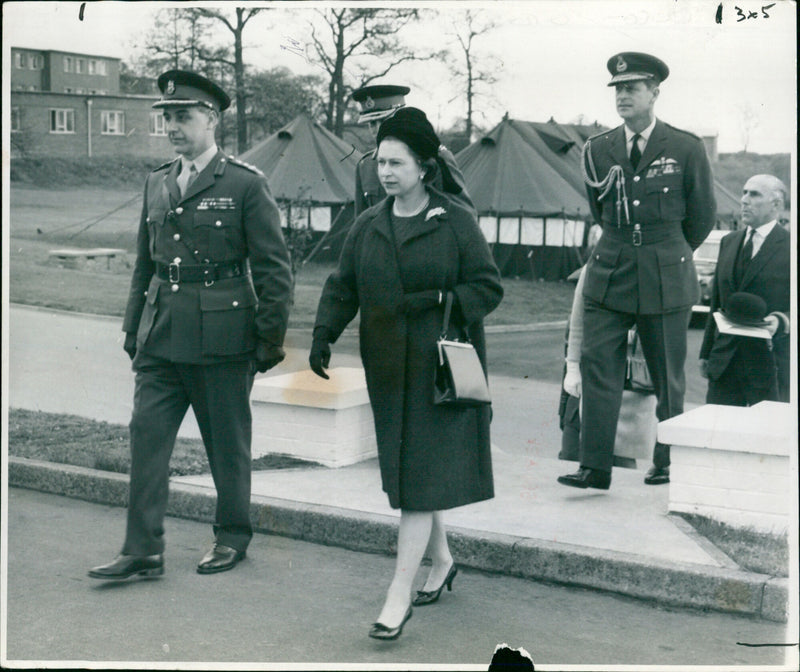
[557,52,716,490]
[351,84,474,217]
[699,174,790,405]
[90,70,292,580]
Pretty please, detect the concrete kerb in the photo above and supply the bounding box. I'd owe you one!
[8,455,786,622]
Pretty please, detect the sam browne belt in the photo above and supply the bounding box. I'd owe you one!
[155,259,246,284]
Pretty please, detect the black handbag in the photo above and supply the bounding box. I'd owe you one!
[433,292,491,407]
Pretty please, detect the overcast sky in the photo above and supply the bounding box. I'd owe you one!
[4,0,797,155]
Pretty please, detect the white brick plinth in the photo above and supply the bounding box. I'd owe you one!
[250,367,377,468]
[658,401,794,534]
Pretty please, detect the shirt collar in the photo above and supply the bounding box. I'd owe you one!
[625,117,657,145]
[748,219,777,238]
[183,144,218,174]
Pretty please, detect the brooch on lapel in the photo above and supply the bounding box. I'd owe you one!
[425,207,446,221]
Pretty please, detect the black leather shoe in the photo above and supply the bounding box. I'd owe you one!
[88,554,164,580]
[413,564,458,606]
[557,467,611,490]
[644,465,670,485]
[197,542,246,574]
[369,606,413,641]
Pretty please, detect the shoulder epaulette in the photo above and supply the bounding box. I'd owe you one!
[585,127,616,143]
[152,157,179,172]
[663,122,703,141]
[227,156,266,176]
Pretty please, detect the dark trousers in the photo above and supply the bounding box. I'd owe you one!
[122,352,254,556]
[580,300,690,472]
[706,349,779,406]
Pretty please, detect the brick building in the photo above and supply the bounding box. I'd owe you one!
[10,47,172,159]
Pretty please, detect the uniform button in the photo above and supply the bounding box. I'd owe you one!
[143,290,148,297]
[146,216,151,223]
[173,233,181,241]
[663,187,669,193]
[633,199,640,206]
[171,284,179,292]
[167,210,174,217]
[595,254,600,260]
[175,207,184,215]
[173,256,181,264]
[633,175,641,182]
[681,256,685,262]
[215,220,222,227]
[232,301,239,307]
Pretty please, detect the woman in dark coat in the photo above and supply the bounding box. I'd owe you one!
[309,108,503,640]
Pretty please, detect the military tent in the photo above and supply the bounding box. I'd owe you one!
[238,114,360,260]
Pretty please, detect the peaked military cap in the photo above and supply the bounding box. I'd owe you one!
[607,52,669,86]
[351,84,410,124]
[153,70,231,111]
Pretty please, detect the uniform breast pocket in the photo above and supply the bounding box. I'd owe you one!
[199,283,257,356]
[645,174,685,221]
[194,211,241,261]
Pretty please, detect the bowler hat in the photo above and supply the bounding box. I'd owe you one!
[721,292,770,328]
[153,70,231,111]
[607,52,669,86]
[352,84,410,124]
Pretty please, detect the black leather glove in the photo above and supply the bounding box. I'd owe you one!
[251,341,285,375]
[401,289,444,314]
[309,327,332,379]
[123,332,137,361]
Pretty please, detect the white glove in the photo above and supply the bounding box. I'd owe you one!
[563,360,582,398]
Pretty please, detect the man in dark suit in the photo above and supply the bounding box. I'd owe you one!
[90,70,292,580]
[699,174,790,405]
[557,52,716,490]
[351,84,474,217]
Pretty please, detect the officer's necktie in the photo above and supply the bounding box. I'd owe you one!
[734,227,755,287]
[179,162,198,197]
[629,133,642,170]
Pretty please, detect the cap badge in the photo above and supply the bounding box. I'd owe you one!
[166,80,176,94]
[364,96,375,110]
[616,56,628,73]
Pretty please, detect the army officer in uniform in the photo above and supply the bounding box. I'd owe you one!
[90,70,292,580]
[351,84,474,217]
[557,52,716,491]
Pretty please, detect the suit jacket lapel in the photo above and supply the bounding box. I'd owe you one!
[636,120,667,175]
[740,226,783,289]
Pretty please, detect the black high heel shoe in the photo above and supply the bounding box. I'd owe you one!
[368,606,413,640]
[412,563,458,606]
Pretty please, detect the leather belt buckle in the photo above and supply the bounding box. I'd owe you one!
[168,262,181,283]
[204,267,215,287]
[632,225,642,247]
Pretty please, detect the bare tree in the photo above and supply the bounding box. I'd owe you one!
[194,7,265,153]
[447,10,500,142]
[738,102,761,153]
[304,8,441,136]
[134,9,211,73]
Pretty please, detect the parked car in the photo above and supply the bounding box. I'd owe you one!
[692,229,729,316]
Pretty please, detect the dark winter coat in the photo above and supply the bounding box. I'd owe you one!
[314,190,503,510]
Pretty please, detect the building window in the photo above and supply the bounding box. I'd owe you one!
[29,54,42,69]
[64,56,72,72]
[12,107,22,132]
[76,58,85,74]
[149,111,167,136]
[64,87,73,93]
[50,109,75,133]
[101,111,125,135]
[14,52,23,68]
[88,59,107,75]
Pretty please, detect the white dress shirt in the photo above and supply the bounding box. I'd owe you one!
[625,117,657,158]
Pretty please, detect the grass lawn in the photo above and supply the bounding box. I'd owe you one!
[9,184,575,327]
